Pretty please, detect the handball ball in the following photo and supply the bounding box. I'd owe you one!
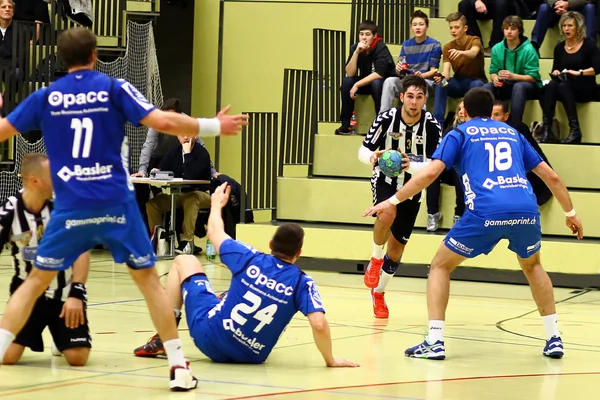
[378,150,404,178]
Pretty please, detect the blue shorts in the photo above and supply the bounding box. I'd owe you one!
[181,274,234,363]
[444,211,542,259]
[35,201,156,270]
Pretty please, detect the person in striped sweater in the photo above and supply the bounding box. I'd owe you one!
[380,10,443,112]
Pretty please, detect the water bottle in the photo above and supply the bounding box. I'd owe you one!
[206,239,216,260]
[349,112,358,135]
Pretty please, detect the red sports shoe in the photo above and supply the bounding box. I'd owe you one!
[133,333,166,358]
[170,361,198,391]
[370,289,389,318]
[364,257,384,288]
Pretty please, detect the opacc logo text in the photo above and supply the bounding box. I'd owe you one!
[465,125,517,136]
[246,265,294,296]
[48,91,109,109]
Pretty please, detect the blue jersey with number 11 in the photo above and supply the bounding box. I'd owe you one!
[432,118,543,217]
[7,70,155,211]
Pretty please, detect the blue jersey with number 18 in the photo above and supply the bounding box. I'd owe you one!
[432,117,543,217]
[7,70,155,211]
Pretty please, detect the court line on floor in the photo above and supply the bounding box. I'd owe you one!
[223,371,600,399]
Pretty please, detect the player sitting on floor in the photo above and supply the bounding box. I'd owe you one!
[134,183,359,368]
[1,154,91,366]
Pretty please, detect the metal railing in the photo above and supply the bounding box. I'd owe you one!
[53,0,126,41]
[240,112,279,222]
[313,28,346,123]
[279,69,317,176]
[351,0,439,45]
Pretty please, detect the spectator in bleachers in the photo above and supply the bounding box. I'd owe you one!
[380,11,442,111]
[491,100,553,205]
[335,20,395,135]
[0,0,14,64]
[530,0,597,52]
[538,11,600,144]
[426,101,466,231]
[458,0,516,55]
[433,12,487,129]
[483,15,541,124]
[13,0,50,42]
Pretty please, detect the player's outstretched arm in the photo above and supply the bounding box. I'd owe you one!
[533,162,583,239]
[0,119,20,143]
[141,105,248,138]
[60,252,91,329]
[207,182,233,254]
[307,312,360,368]
[363,159,446,217]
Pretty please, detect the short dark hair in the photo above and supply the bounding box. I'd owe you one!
[271,223,304,259]
[493,100,509,114]
[161,98,182,113]
[20,153,48,179]
[401,75,427,95]
[58,27,97,69]
[464,88,494,118]
[446,12,467,25]
[411,10,429,26]
[502,15,524,34]
[358,20,378,35]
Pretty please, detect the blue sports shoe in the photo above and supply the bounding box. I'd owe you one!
[543,336,564,359]
[405,338,446,360]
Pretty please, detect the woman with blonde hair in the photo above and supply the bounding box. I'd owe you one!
[539,11,600,144]
[426,102,466,232]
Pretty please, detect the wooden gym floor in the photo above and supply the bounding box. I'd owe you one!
[0,251,599,399]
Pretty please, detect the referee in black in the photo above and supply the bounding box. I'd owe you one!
[0,153,92,366]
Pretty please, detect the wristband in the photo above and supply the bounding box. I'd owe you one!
[564,209,576,217]
[388,195,400,205]
[197,118,221,137]
[68,282,87,302]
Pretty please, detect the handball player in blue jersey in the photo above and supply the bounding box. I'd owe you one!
[135,183,359,368]
[0,27,247,390]
[365,88,583,360]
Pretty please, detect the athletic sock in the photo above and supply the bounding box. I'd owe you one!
[0,329,15,361]
[372,241,386,259]
[164,338,186,368]
[427,320,445,344]
[542,314,560,340]
[374,255,400,293]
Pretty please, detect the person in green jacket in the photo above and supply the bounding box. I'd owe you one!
[483,15,542,124]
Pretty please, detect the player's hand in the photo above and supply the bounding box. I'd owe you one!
[216,105,249,136]
[566,215,583,239]
[369,148,391,169]
[363,200,395,217]
[131,172,145,177]
[211,182,231,208]
[60,297,85,329]
[498,70,513,80]
[327,357,360,368]
[400,151,410,171]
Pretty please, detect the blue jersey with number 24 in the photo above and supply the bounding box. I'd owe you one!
[7,70,155,211]
[205,239,325,363]
[432,118,543,217]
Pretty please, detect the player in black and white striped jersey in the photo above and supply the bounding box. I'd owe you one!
[0,153,91,366]
[357,75,442,318]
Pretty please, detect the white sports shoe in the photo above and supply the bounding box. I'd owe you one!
[170,362,198,391]
[51,342,62,356]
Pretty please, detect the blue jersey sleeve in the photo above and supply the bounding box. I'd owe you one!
[219,239,259,275]
[432,130,462,170]
[113,79,155,126]
[521,134,544,171]
[295,275,326,315]
[6,89,47,133]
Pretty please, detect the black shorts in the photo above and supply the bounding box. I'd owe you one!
[14,294,91,353]
[373,182,421,245]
